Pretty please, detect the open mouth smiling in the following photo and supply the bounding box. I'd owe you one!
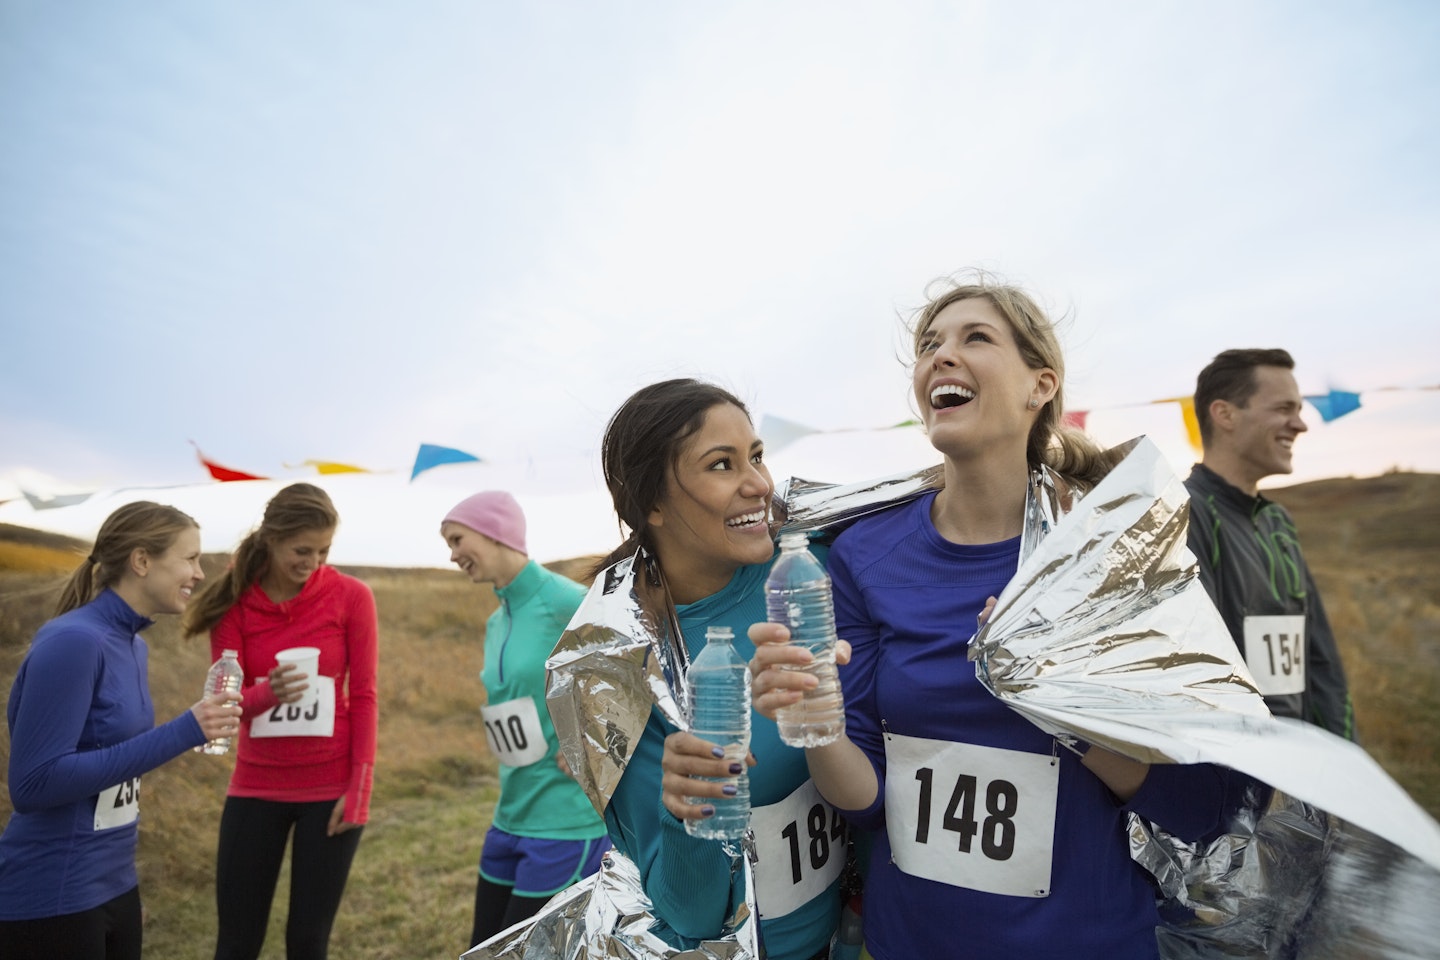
[931,384,975,410]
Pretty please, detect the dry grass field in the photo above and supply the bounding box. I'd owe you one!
[0,472,1435,958]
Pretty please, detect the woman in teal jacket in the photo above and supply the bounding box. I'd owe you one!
[440,491,610,949]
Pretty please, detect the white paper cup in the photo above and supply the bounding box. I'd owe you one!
[275,646,321,707]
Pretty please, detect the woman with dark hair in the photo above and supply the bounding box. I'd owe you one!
[750,274,1227,959]
[0,502,241,960]
[183,482,378,960]
[590,378,841,960]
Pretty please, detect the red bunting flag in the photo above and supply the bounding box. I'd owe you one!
[1062,410,1088,431]
[190,441,268,482]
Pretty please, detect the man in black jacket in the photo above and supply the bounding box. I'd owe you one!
[1185,348,1355,739]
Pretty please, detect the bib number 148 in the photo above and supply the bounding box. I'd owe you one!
[913,767,1018,861]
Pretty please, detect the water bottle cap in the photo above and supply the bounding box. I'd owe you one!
[779,531,808,550]
[221,649,239,658]
[705,625,734,641]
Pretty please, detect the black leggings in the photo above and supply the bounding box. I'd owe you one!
[214,796,364,960]
[0,885,142,960]
[469,876,550,948]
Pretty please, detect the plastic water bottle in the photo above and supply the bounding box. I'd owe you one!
[766,531,845,747]
[685,625,751,841]
[830,896,864,960]
[196,649,244,755]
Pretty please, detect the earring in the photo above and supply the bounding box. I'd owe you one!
[1028,399,1039,409]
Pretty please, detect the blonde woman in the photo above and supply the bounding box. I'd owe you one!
[751,275,1228,960]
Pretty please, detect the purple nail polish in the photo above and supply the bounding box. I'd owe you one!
[711,746,725,759]
[729,762,743,775]
[701,805,716,817]
[722,784,738,796]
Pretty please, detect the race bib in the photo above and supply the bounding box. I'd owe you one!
[885,734,1058,898]
[480,697,549,767]
[751,779,846,919]
[1243,615,1306,696]
[251,676,336,738]
[95,776,140,831]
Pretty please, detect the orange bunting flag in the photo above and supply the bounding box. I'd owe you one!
[190,441,268,482]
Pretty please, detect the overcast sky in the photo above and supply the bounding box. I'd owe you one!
[2,1,1437,562]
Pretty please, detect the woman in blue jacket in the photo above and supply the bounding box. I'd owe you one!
[750,274,1228,960]
[0,501,242,960]
[591,378,841,960]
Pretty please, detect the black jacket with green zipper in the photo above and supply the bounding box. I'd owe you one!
[1184,463,1356,740]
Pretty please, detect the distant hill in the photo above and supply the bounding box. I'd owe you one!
[0,474,1435,958]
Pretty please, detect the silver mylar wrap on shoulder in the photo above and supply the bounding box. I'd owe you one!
[777,464,944,536]
[971,435,1440,958]
[545,550,689,818]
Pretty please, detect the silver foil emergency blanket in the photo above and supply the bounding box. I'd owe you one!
[484,436,1440,960]
[461,848,751,960]
[972,436,1440,958]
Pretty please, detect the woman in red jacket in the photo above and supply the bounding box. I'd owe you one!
[184,483,378,960]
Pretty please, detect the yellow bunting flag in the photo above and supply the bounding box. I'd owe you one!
[298,460,370,475]
[1147,398,1203,457]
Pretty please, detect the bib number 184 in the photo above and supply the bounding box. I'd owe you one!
[779,801,848,884]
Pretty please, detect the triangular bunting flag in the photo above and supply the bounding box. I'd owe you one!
[1154,398,1203,457]
[22,489,96,510]
[294,459,371,475]
[759,414,822,452]
[191,442,268,482]
[411,443,482,481]
[1305,390,1362,423]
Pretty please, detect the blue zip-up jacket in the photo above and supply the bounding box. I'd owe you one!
[0,589,205,920]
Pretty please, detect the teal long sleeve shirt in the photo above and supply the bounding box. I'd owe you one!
[602,560,841,960]
[483,560,608,839]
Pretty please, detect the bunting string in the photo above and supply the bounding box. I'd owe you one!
[6,385,1435,509]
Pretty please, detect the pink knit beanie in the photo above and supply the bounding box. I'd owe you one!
[441,491,527,556]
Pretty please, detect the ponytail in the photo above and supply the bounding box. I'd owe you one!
[1041,425,1123,490]
[183,530,268,636]
[53,555,99,618]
